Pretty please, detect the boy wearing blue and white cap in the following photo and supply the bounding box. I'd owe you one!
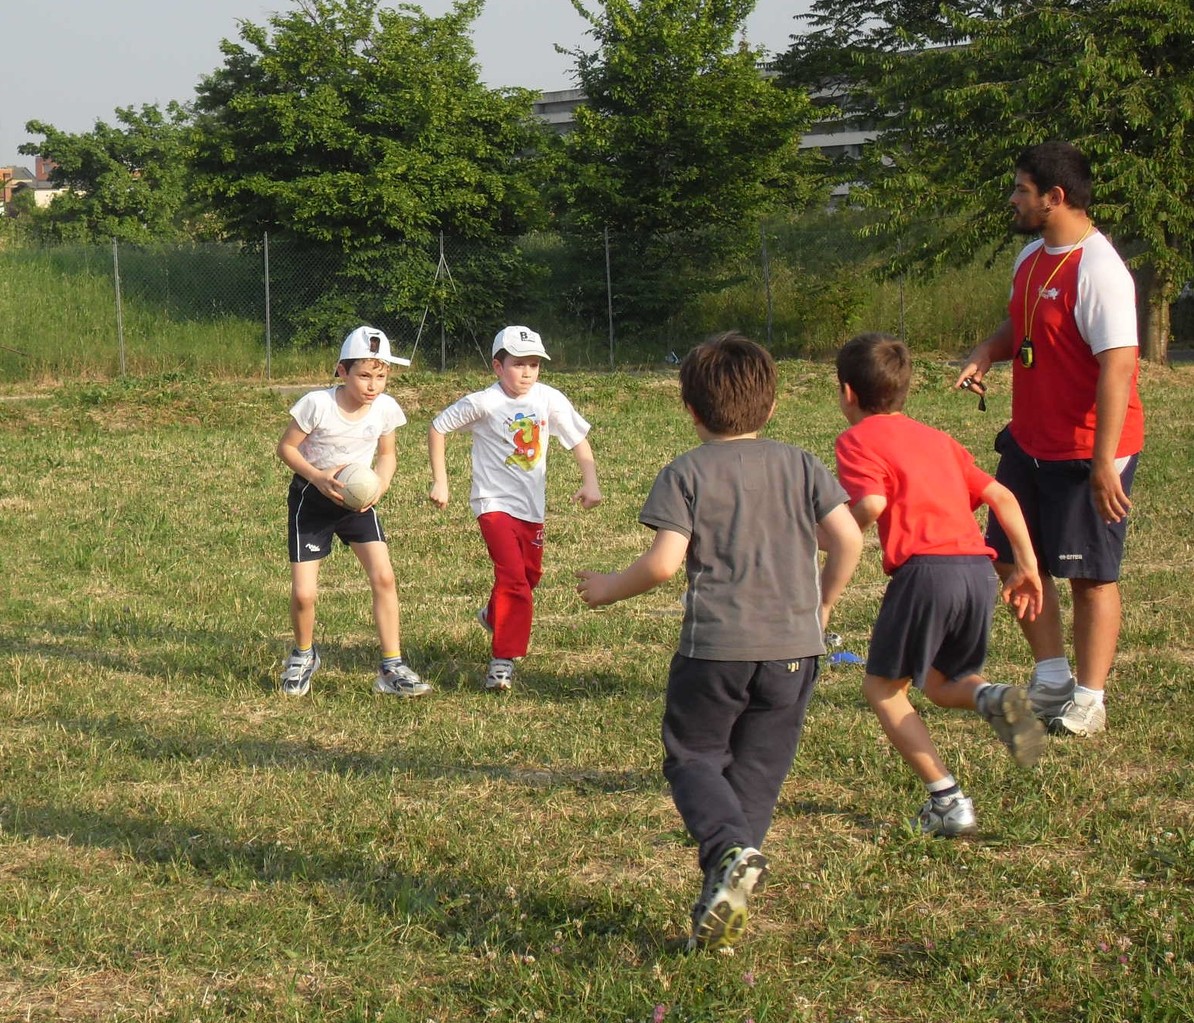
[276,325,427,699]
[428,326,602,691]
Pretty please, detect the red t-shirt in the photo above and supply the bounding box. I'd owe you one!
[835,414,996,575]
[1007,232,1144,460]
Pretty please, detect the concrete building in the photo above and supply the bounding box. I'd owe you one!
[531,87,876,160]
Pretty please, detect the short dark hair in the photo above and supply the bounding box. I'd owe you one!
[679,332,776,435]
[338,357,388,374]
[1015,141,1093,211]
[836,332,911,413]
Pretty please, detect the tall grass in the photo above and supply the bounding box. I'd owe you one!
[0,362,1190,1021]
[0,245,269,382]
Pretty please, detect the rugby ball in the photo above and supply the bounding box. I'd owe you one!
[336,463,380,511]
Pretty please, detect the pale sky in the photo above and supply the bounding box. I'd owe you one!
[1,0,811,169]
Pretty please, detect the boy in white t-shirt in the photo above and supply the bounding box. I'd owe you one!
[428,326,602,691]
[276,325,429,699]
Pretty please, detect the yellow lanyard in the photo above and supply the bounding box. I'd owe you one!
[1022,223,1094,344]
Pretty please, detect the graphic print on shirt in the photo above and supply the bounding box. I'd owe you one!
[504,411,547,471]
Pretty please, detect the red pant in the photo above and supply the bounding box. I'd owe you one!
[478,512,544,659]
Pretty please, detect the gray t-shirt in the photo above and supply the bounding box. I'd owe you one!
[639,438,848,661]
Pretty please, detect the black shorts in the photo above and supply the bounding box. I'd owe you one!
[866,555,997,689]
[286,475,386,563]
[985,426,1137,582]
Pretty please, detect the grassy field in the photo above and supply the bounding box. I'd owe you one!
[0,359,1191,1022]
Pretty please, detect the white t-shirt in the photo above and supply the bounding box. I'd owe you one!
[289,388,407,470]
[431,381,591,522]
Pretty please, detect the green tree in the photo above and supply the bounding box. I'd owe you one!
[779,0,1194,361]
[19,103,196,243]
[559,0,823,338]
[190,0,551,349]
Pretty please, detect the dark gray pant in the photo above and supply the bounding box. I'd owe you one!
[662,654,820,871]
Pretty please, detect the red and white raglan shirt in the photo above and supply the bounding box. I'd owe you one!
[835,414,996,576]
[1007,231,1144,461]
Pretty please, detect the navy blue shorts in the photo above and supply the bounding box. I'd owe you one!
[866,555,997,689]
[287,475,386,563]
[985,426,1136,582]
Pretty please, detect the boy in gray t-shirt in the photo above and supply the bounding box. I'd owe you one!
[577,333,862,951]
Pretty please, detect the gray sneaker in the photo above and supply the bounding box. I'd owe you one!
[485,658,515,692]
[1028,675,1075,722]
[476,606,494,633]
[281,646,320,697]
[688,845,769,951]
[1050,691,1106,736]
[914,794,978,838]
[977,684,1047,767]
[374,661,431,698]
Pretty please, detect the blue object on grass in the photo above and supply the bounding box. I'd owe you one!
[828,651,864,665]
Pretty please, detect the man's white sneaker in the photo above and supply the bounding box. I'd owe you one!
[1050,691,1106,736]
[485,658,515,692]
[1028,675,1075,722]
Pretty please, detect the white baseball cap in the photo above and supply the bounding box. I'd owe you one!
[492,325,551,360]
[339,326,410,366]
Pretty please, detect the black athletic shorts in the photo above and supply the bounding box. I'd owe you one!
[866,555,997,689]
[985,426,1137,581]
[286,475,386,563]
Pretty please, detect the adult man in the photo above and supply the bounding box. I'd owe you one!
[955,141,1144,737]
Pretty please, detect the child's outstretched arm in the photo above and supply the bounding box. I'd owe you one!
[817,502,864,632]
[427,426,450,509]
[981,479,1043,621]
[576,527,687,608]
[569,438,602,509]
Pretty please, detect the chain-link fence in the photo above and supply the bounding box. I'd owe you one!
[3,220,893,376]
[5,221,1184,380]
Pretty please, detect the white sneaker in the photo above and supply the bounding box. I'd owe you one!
[374,661,431,698]
[688,845,769,950]
[280,646,319,697]
[476,607,494,633]
[1028,675,1075,722]
[914,794,978,837]
[485,658,515,692]
[1050,691,1106,736]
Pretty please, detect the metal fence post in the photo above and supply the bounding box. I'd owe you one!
[760,220,773,349]
[604,226,615,369]
[440,231,447,372]
[263,231,272,380]
[112,238,126,377]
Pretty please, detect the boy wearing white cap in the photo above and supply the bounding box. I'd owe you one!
[276,325,428,698]
[428,326,602,691]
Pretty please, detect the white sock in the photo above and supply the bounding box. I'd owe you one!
[1031,657,1073,687]
[926,774,959,798]
[1074,685,1104,704]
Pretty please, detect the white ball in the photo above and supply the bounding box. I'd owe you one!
[336,463,380,511]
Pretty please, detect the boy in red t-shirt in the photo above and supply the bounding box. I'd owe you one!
[834,333,1047,837]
